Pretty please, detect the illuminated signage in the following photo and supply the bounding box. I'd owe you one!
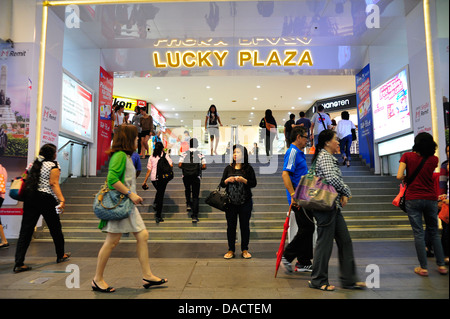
[152,49,313,69]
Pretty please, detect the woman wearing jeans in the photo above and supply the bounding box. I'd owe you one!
[397,132,448,276]
[336,111,356,167]
[220,145,257,259]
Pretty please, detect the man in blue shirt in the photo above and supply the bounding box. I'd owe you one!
[281,126,315,273]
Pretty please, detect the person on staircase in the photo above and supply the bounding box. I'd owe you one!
[336,111,356,167]
[92,125,167,293]
[220,144,257,259]
[178,138,206,223]
[396,132,448,276]
[13,144,70,273]
[281,126,315,273]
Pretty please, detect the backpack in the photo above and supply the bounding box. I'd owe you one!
[181,151,202,178]
[156,152,173,182]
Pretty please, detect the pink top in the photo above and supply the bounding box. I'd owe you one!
[0,165,7,199]
[147,153,173,181]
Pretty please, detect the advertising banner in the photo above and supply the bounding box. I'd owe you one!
[355,64,374,169]
[97,67,114,170]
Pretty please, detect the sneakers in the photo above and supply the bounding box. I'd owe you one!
[295,263,313,272]
[281,257,293,273]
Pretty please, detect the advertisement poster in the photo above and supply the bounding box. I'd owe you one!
[372,68,412,141]
[61,72,93,142]
[97,67,113,170]
[355,64,374,169]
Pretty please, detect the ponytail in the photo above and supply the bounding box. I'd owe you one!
[312,129,336,163]
[26,144,57,192]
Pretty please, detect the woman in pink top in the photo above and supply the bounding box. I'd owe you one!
[0,164,9,248]
[142,142,173,223]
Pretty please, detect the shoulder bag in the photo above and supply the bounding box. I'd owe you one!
[9,169,28,201]
[292,161,338,211]
[205,185,230,212]
[93,182,134,220]
[392,156,427,212]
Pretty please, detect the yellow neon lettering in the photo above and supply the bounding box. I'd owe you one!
[167,51,181,67]
[198,51,213,67]
[253,50,264,66]
[153,52,167,68]
[266,50,282,66]
[213,51,229,67]
[182,51,196,67]
[283,50,297,66]
[239,50,252,66]
[298,50,313,66]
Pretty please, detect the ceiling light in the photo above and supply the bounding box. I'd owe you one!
[249,120,252,122]
[206,86,211,89]
[156,86,160,90]
[306,85,311,88]
[291,106,295,109]
[253,97,258,100]
[180,120,184,122]
[165,98,169,101]
[256,85,261,88]
[175,113,179,116]
[298,97,302,100]
[251,107,255,110]
[250,112,254,115]
[209,98,213,101]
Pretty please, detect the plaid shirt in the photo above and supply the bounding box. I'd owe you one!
[314,149,352,209]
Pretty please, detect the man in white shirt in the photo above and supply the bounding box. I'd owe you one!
[310,105,332,147]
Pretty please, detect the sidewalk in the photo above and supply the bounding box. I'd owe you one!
[0,239,448,301]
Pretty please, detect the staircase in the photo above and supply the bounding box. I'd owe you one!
[34,153,412,242]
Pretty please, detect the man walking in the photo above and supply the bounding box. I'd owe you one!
[310,105,332,147]
[178,138,206,223]
[281,126,315,273]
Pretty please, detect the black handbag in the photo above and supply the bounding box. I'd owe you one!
[205,186,230,212]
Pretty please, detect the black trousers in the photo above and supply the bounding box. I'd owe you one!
[152,180,168,218]
[183,176,201,218]
[225,199,253,252]
[15,191,65,267]
[283,206,315,265]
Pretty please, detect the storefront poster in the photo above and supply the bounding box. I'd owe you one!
[97,67,113,170]
[355,64,374,168]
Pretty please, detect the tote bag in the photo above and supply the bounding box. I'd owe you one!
[9,169,28,201]
[205,186,230,212]
[292,162,337,211]
[93,182,134,220]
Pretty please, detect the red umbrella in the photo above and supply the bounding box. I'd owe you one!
[275,204,292,278]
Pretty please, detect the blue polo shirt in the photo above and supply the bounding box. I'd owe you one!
[283,144,308,204]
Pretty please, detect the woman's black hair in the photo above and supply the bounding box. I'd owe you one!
[26,143,57,192]
[312,129,337,163]
[341,111,350,120]
[231,144,251,173]
[412,132,437,157]
[152,141,164,157]
[208,105,218,115]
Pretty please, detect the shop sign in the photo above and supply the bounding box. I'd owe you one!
[317,94,357,111]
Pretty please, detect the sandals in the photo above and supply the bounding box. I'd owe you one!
[438,266,448,275]
[308,281,335,291]
[414,267,429,276]
[92,280,115,293]
[241,250,252,259]
[343,282,367,290]
[143,277,168,289]
[224,251,235,259]
[13,265,32,273]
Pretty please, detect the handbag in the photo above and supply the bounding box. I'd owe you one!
[292,161,338,211]
[205,186,230,212]
[93,182,134,220]
[9,169,28,201]
[392,157,427,212]
[439,202,449,224]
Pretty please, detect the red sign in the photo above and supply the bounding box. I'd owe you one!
[0,208,23,216]
[97,67,114,170]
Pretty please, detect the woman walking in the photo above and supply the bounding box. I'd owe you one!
[139,108,153,158]
[396,132,447,276]
[220,144,257,259]
[308,130,365,291]
[142,141,173,223]
[93,125,167,293]
[336,111,356,167]
[205,105,223,155]
[14,144,69,273]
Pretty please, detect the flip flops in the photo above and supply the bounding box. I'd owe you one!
[308,281,335,291]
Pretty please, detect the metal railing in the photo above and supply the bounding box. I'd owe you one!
[57,140,89,183]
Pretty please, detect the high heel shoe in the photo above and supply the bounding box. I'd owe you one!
[143,277,167,289]
[92,280,115,293]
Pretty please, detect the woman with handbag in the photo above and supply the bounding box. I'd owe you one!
[14,144,69,273]
[396,132,447,276]
[308,130,365,291]
[220,144,257,259]
[93,125,167,293]
[260,109,277,157]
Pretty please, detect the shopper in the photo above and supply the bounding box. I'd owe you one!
[439,145,449,264]
[93,125,167,293]
[178,138,206,222]
[140,108,153,158]
[14,144,70,273]
[396,132,448,276]
[309,130,365,291]
[131,106,143,155]
[296,111,311,141]
[260,109,277,157]
[205,105,223,155]
[142,141,173,223]
[336,111,356,167]
[284,113,296,149]
[281,126,314,273]
[112,104,125,137]
[0,164,9,249]
[220,145,257,259]
[310,105,332,147]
